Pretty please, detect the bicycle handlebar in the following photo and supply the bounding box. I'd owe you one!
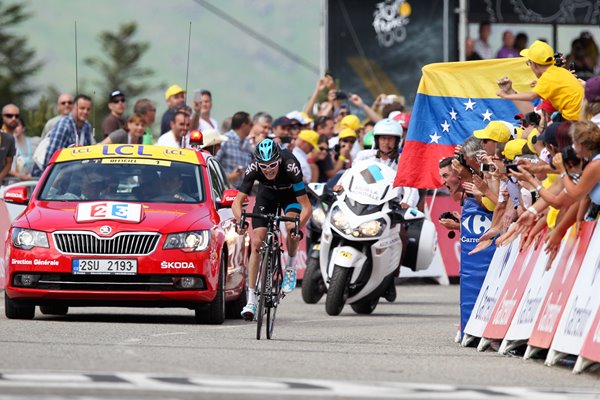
[240,211,300,234]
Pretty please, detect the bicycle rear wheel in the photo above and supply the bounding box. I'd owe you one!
[266,248,283,339]
[256,248,270,340]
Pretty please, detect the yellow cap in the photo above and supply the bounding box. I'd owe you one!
[473,121,511,143]
[298,130,320,150]
[299,111,314,124]
[526,128,538,153]
[502,139,527,160]
[165,84,185,100]
[520,40,554,66]
[338,128,358,140]
[340,114,362,131]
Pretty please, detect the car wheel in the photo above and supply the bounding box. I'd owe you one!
[195,253,226,325]
[39,305,69,316]
[5,295,35,320]
[226,279,247,320]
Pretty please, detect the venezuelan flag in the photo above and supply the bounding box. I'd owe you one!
[394,58,535,188]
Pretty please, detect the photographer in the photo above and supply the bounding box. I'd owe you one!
[497,40,584,121]
[331,128,356,170]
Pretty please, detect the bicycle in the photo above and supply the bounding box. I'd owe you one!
[240,210,300,340]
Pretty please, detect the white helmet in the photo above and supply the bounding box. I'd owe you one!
[373,118,403,138]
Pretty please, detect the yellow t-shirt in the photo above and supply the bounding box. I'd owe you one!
[533,65,584,121]
[543,174,558,228]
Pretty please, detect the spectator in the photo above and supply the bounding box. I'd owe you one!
[566,38,595,81]
[314,134,336,183]
[2,104,20,135]
[332,104,350,131]
[156,111,190,148]
[220,116,232,134]
[0,123,16,185]
[42,94,94,170]
[330,114,363,160]
[41,93,73,139]
[496,30,519,58]
[497,40,584,121]
[315,115,335,141]
[215,111,253,187]
[348,93,381,123]
[161,84,186,134]
[292,129,319,183]
[583,76,600,125]
[514,32,528,53]
[248,111,272,145]
[133,98,157,144]
[271,116,293,149]
[101,90,127,137]
[200,129,228,156]
[191,89,219,133]
[101,114,146,145]
[438,157,463,232]
[465,37,482,61]
[9,117,39,181]
[303,73,336,118]
[473,21,493,59]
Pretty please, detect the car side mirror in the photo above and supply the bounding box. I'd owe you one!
[218,189,239,208]
[3,186,29,205]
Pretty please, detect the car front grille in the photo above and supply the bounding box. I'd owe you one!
[53,231,161,255]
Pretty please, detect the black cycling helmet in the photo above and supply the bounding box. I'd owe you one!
[254,138,281,163]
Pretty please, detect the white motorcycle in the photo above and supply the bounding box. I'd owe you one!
[308,160,437,316]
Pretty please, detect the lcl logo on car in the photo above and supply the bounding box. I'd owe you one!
[99,226,112,235]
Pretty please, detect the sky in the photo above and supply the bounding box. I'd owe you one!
[20,0,322,129]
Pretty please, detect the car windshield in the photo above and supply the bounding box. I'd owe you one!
[38,158,204,203]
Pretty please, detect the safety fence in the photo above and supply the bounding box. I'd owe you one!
[460,220,600,374]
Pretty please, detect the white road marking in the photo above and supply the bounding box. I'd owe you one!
[0,371,597,399]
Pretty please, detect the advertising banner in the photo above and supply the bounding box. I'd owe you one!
[526,224,595,357]
[549,222,600,364]
[458,197,495,338]
[482,231,545,342]
[462,237,521,346]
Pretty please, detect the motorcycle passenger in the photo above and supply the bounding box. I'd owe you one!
[232,138,312,321]
[354,118,419,208]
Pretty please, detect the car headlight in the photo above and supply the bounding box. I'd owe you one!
[164,230,210,252]
[356,219,386,237]
[331,208,350,231]
[12,228,49,250]
[312,207,326,227]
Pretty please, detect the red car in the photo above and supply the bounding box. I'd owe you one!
[2,144,248,324]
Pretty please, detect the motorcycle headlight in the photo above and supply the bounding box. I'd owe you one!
[312,207,326,227]
[164,230,210,252]
[12,228,49,250]
[331,208,350,231]
[356,219,386,237]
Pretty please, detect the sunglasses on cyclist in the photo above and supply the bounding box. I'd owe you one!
[258,160,280,171]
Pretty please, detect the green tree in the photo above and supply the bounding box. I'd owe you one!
[0,1,43,106]
[84,21,157,139]
[84,21,156,99]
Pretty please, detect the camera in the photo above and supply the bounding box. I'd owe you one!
[279,136,292,144]
[561,145,581,166]
[480,163,496,173]
[505,163,519,173]
[439,211,459,222]
[554,52,564,67]
[334,90,348,100]
[455,153,468,168]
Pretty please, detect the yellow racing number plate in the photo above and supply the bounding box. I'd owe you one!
[339,250,353,260]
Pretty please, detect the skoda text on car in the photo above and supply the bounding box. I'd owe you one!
[2,144,248,324]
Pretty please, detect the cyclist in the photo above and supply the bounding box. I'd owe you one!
[232,138,312,320]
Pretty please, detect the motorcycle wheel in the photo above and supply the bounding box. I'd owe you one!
[301,257,325,304]
[325,266,351,316]
[350,297,378,314]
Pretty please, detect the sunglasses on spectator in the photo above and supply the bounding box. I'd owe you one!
[111,98,126,104]
[340,138,356,144]
[60,100,73,105]
[319,146,329,151]
[290,125,301,130]
[258,160,281,171]
[3,113,19,119]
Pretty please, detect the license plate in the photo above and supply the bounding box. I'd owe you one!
[72,259,137,275]
[339,250,353,260]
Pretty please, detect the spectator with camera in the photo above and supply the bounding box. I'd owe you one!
[497,40,584,121]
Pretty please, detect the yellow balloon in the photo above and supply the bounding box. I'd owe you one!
[399,2,412,17]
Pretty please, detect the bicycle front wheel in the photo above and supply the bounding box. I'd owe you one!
[256,248,270,340]
[266,257,283,339]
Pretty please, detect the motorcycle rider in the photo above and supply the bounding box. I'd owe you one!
[232,138,312,321]
[354,118,419,208]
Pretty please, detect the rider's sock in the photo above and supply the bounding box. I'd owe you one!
[286,256,296,271]
[247,288,256,304]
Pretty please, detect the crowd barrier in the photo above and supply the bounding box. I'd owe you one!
[459,220,600,375]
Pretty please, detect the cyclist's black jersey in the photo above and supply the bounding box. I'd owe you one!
[238,149,306,196]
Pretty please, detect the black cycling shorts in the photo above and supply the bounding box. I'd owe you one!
[252,188,301,229]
